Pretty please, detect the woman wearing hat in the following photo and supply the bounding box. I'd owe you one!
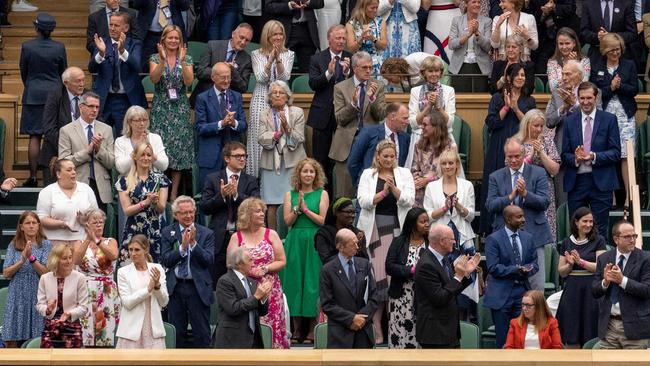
[19,12,67,187]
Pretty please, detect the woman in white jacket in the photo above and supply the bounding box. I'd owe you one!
[115,234,169,349]
[357,139,414,344]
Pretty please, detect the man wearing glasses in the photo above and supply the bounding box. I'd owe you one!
[592,220,650,349]
[200,141,260,283]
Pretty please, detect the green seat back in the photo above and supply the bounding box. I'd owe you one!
[455,116,471,173]
[556,202,569,243]
[582,337,600,349]
[460,321,480,349]
[246,42,261,54]
[314,322,328,349]
[142,76,155,93]
[291,75,313,93]
[0,287,7,326]
[247,74,257,93]
[164,322,176,349]
[186,41,207,64]
[534,77,545,93]
[261,323,273,349]
[275,203,288,240]
[104,203,117,239]
[22,336,41,348]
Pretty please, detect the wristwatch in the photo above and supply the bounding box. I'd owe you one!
[292,205,301,215]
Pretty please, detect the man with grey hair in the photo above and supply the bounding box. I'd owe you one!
[214,246,271,348]
[329,51,386,198]
[58,91,115,212]
[161,195,215,348]
[414,224,480,348]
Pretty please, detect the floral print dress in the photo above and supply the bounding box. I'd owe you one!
[350,17,384,77]
[77,239,120,347]
[388,243,424,349]
[236,229,289,349]
[383,2,421,59]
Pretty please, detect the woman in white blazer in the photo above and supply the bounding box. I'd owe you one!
[489,0,538,62]
[115,234,169,349]
[357,139,414,344]
[406,56,456,169]
[114,106,169,175]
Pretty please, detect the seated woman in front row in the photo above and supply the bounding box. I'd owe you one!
[504,290,563,349]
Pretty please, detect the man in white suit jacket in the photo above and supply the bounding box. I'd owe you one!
[58,91,115,211]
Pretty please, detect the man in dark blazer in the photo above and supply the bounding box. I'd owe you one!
[485,138,552,292]
[483,205,539,349]
[214,246,271,349]
[414,224,480,348]
[347,102,410,186]
[195,62,247,192]
[192,23,254,106]
[200,141,260,284]
[561,81,620,241]
[592,220,650,349]
[131,0,190,72]
[320,229,378,349]
[160,196,215,348]
[580,0,636,64]
[308,24,351,193]
[39,67,89,185]
[265,0,324,73]
[89,11,147,137]
[86,0,140,54]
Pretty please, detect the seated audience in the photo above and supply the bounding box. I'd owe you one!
[259,80,306,230]
[320,228,379,349]
[227,197,288,348]
[73,208,120,347]
[504,290,563,349]
[448,0,493,92]
[357,139,415,344]
[488,35,535,94]
[490,0,538,61]
[37,159,98,246]
[36,244,89,348]
[346,0,388,77]
[214,246,272,349]
[281,158,328,344]
[1,212,51,348]
[314,197,368,264]
[386,207,429,349]
[556,207,606,348]
[114,106,168,175]
[115,235,169,349]
[546,27,590,93]
[200,141,260,283]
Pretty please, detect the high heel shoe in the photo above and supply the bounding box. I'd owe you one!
[21,177,37,187]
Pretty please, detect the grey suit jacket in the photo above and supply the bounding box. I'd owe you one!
[328,77,386,162]
[196,40,252,95]
[58,118,115,203]
[448,14,493,75]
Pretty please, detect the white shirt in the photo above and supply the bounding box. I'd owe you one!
[384,124,400,158]
[325,50,344,80]
[36,182,98,240]
[524,324,541,349]
[577,109,597,174]
[601,0,613,30]
[79,118,97,139]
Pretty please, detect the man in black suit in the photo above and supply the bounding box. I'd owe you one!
[527,0,578,74]
[39,66,89,185]
[308,24,351,194]
[265,0,324,73]
[214,246,272,349]
[320,229,378,349]
[86,0,140,54]
[200,141,260,284]
[192,23,254,106]
[592,220,650,349]
[414,224,481,348]
[580,0,636,64]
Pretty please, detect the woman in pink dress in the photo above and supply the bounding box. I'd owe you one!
[227,197,288,349]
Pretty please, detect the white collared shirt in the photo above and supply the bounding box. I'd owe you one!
[384,123,400,158]
[601,0,613,30]
[325,50,343,80]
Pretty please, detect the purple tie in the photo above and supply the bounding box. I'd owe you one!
[583,116,592,153]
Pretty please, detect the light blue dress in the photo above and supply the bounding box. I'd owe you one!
[1,240,52,341]
[350,17,384,77]
[384,2,421,59]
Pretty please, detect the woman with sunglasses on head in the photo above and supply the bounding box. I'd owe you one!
[505,290,563,349]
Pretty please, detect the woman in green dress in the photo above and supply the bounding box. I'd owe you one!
[148,25,194,201]
[280,158,329,344]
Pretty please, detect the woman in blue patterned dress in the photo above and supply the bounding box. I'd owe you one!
[346,0,387,77]
[116,142,170,264]
[378,0,421,59]
[1,211,51,347]
[148,25,194,202]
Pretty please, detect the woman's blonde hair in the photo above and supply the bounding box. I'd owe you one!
[514,109,546,142]
[78,208,106,227]
[125,142,154,193]
[350,0,379,24]
[259,20,287,55]
[435,147,462,178]
[47,244,73,274]
[419,56,444,80]
[516,290,553,333]
[290,158,326,190]
[371,139,397,172]
[160,25,185,50]
[122,106,149,137]
[129,234,153,263]
[600,32,625,55]
[236,197,267,231]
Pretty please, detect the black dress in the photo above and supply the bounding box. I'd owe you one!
[556,235,606,346]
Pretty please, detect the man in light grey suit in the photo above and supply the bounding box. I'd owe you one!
[58,91,115,211]
[328,51,386,198]
[448,0,493,92]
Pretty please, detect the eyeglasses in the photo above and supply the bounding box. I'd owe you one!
[177,210,195,216]
[521,303,535,308]
[616,234,638,241]
[228,154,247,159]
[357,65,373,70]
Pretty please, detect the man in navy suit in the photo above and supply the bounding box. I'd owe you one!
[592,220,650,349]
[195,62,247,192]
[89,11,147,137]
[86,0,140,54]
[347,102,410,186]
[200,141,260,284]
[161,196,215,348]
[561,81,620,240]
[483,205,538,349]
[580,0,636,64]
[485,138,552,291]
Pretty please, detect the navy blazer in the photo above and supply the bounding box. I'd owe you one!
[592,249,650,340]
[347,123,410,185]
[195,87,247,170]
[160,223,215,307]
[131,0,190,39]
[88,37,148,112]
[589,57,638,118]
[580,0,636,60]
[307,48,352,130]
[483,228,538,310]
[19,36,67,105]
[485,164,553,248]
[561,110,620,193]
[85,6,141,53]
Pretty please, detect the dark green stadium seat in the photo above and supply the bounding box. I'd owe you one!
[291,75,313,93]
[186,41,206,64]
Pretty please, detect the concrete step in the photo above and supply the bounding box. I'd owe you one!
[15,0,89,12]
[3,35,89,48]
[3,44,89,61]
[8,11,89,28]
[1,26,87,38]
[1,73,93,95]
